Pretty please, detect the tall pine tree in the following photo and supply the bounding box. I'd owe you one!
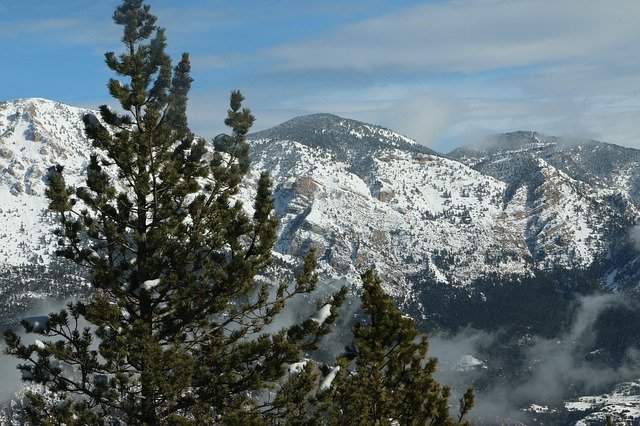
[4,1,340,424]
[326,270,474,425]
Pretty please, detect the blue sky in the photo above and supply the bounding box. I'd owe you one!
[1,0,640,152]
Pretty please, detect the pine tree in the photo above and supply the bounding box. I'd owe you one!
[325,270,474,425]
[3,1,340,424]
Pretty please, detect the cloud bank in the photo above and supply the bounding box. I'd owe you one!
[430,293,640,423]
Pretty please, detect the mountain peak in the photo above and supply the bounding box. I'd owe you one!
[0,98,92,129]
[251,112,386,138]
[289,112,342,122]
[449,130,558,157]
[248,113,434,164]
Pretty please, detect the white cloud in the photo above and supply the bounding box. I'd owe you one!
[189,85,640,151]
[40,0,639,152]
[269,0,640,74]
[185,91,233,139]
[239,89,460,147]
[256,0,640,150]
[0,16,117,49]
[443,94,640,149]
[0,18,76,35]
[430,294,640,423]
[359,94,460,147]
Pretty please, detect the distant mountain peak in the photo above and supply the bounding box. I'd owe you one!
[251,112,396,138]
[0,97,80,112]
[449,130,558,156]
[248,113,434,165]
[290,112,342,121]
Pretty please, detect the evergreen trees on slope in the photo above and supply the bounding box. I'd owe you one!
[2,1,473,424]
[3,1,339,424]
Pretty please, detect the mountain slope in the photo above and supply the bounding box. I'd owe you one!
[0,98,92,265]
[1,100,639,323]
[449,131,640,291]
[249,117,640,290]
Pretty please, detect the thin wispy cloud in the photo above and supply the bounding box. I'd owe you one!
[268,0,640,74]
[430,294,640,423]
[251,0,640,150]
[0,18,77,36]
[0,1,117,44]
[190,53,250,71]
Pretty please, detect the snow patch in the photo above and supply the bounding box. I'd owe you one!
[141,278,161,291]
[288,358,309,375]
[310,304,332,325]
[319,366,340,392]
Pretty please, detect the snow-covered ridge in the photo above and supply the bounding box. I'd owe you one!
[246,113,640,300]
[0,98,636,303]
[2,98,638,295]
[245,135,524,297]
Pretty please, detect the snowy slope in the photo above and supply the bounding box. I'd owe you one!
[246,137,527,298]
[0,98,92,266]
[566,380,640,424]
[450,131,640,289]
[1,99,637,301]
[1,99,639,307]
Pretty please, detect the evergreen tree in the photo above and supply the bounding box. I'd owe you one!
[325,270,474,425]
[3,1,340,424]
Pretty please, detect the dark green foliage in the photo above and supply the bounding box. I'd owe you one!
[0,262,88,330]
[4,1,341,424]
[590,302,640,365]
[457,388,475,424]
[326,270,473,425]
[409,266,604,336]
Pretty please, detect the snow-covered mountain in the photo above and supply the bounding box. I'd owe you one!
[565,380,640,424]
[450,131,640,291]
[3,100,638,321]
[248,114,527,297]
[246,115,640,330]
[2,98,640,424]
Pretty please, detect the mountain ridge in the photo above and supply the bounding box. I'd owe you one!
[2,97,639,300]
